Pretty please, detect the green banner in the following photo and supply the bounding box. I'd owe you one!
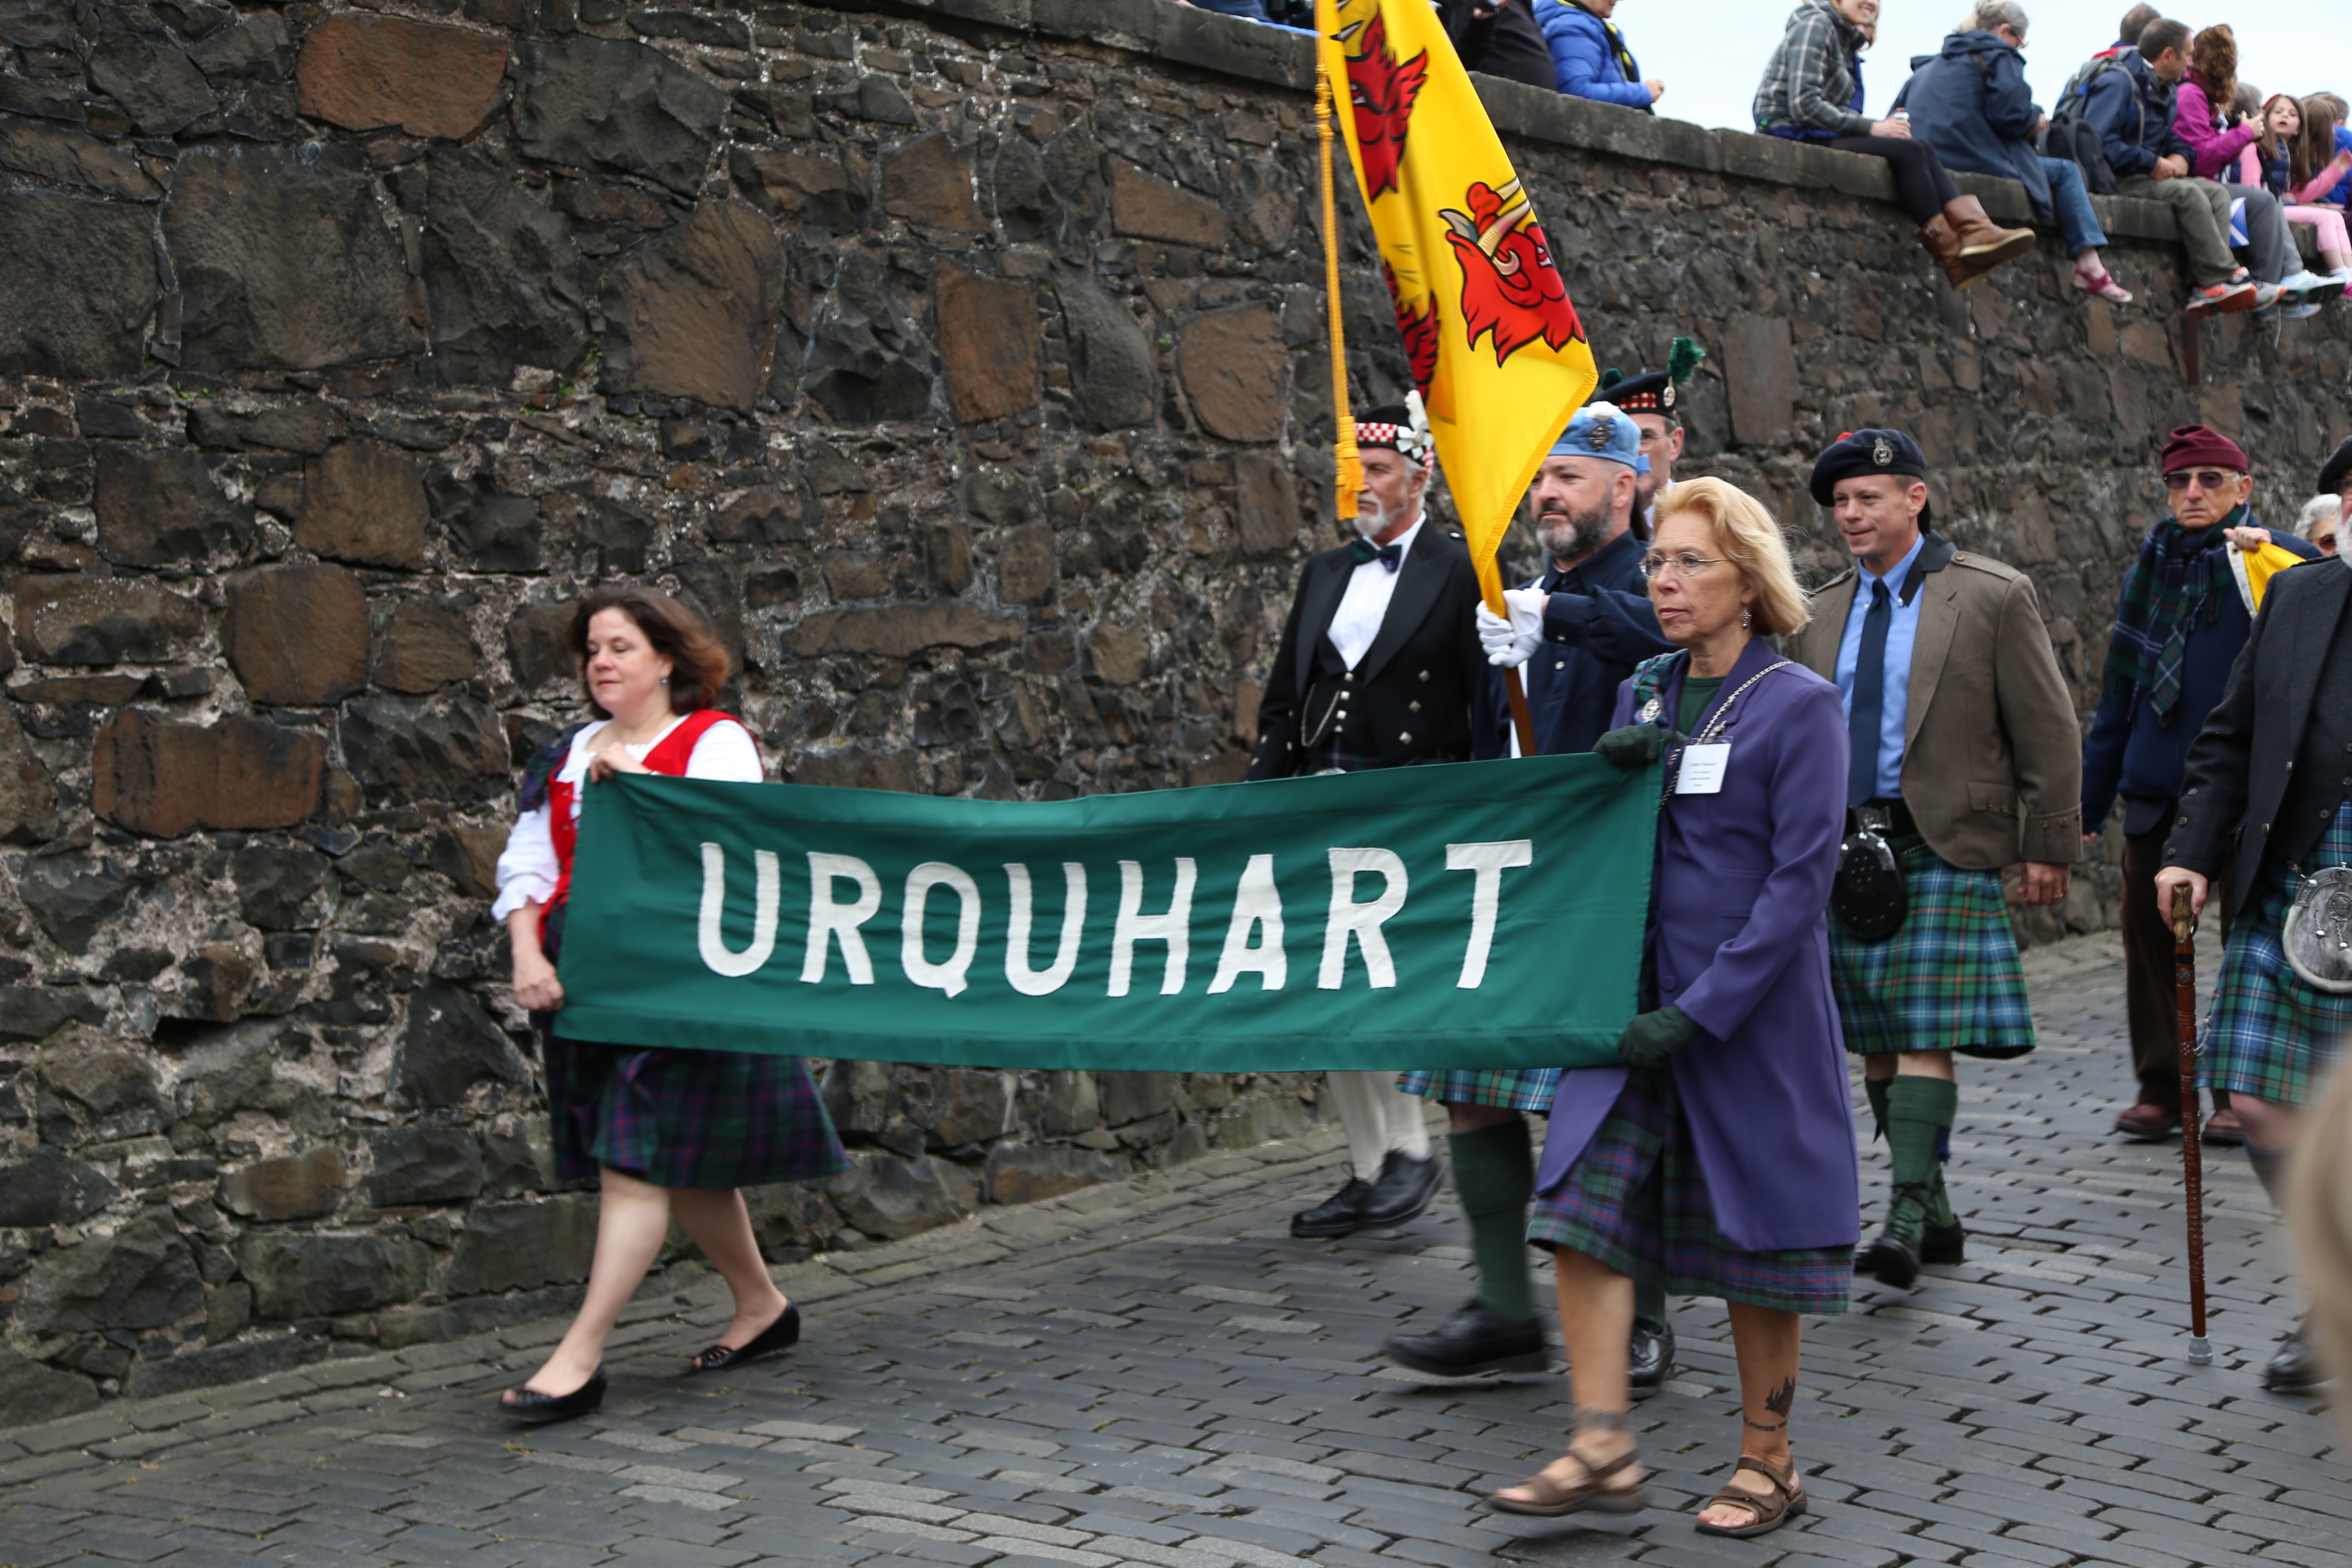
[554,755,1656,1072]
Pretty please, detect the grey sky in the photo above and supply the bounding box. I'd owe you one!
[1610,0,2352,138]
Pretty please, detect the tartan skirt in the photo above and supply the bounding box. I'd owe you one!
[540,1028,850,1190]
[1830,834,2036,1060]
[1525,1068,1851,1315]
[2201,802,2352,1109]
[1397,1067,1561,1112]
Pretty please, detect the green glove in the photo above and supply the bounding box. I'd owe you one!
[1616,1005,1702,1070]
[1594,723,1684,772]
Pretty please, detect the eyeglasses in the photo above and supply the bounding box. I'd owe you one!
[2163,469,2240,491]
[1638,551,1724,580]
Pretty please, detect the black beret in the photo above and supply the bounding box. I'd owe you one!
[1809,428,1929,505]
[1589,368,1676,413]
[2321,435,2352,498]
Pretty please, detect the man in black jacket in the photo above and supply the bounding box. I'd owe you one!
[1250,402,1482,1239]
[2158,531,2352,1392]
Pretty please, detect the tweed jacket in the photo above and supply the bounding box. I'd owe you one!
[1788,541,2082,870]
[2166,557,2352,920]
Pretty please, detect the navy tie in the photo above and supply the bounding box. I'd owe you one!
[1848,579,1891,808]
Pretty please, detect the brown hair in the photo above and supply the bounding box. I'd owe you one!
[2185,25,2237,128]
[2257,92,2297,174]
[2137,16,2189,62]
[2296,94,2345,194]
[2116,3,2158,45]
[567,584,732,716]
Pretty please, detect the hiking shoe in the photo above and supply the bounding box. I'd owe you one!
[2187,279,2257,316]
[2275,269,2338,306]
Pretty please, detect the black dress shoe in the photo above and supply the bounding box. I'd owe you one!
[2263,1323,2324,1392]
[1628,1321,1675,1400]
[1920,1220,1966,1266]
[1357,1150,1443,1228]
[1292,1176,1373,1238]
[1382,1299,1546,1376]
[691,1301,800,1374]
[1862,1231,1921,1289]
[499,1367,606,1424]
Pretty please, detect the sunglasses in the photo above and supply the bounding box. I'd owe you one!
[2163,469,2242,491]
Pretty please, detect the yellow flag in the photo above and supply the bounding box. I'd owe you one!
[1316,0,1599,607]
[2227,540,2309,614]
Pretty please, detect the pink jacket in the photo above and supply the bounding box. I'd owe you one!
[2175,80,2258,180]
[2236,144,2352,205]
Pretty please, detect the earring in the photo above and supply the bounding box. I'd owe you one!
[660,676,669,684]
[1740,608,1752,628]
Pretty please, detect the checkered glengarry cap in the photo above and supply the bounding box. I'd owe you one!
[1354,400,1434,467]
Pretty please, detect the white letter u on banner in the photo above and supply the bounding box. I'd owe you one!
[698,842,779,978]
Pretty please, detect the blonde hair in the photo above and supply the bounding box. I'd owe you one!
[2290,1065,2352,1428]
[1653,476,1811,637]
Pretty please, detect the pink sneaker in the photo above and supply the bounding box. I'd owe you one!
[2073,264,2133,304]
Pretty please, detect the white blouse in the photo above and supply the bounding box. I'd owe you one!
[491,716,763,920]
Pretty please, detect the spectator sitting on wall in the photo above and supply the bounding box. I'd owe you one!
[1442,0,1560,92]
[2238,95,2352,305]
[2093,3,2161,60]
[1753,0,2036,288]
[2295,493,2341,556]
[1533,0,1663,112]
[2169,26,2337,317]
[1893,3,2132,302]
[2299,93,2352,208]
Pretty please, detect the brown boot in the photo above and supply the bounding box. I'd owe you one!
[1943,194,2037,271]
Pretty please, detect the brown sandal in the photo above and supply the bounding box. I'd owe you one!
[1486,1446,1646,1517]
[1693,1455,1806,1537]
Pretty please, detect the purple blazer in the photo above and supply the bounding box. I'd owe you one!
[1537,637,1860,1253]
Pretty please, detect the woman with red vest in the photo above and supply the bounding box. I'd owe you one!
[491,584,847,1422]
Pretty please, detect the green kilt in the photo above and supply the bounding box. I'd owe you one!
[1397,1067,1559,1112]
[2200,802,2352,1109]
[1831,833,2035,1059]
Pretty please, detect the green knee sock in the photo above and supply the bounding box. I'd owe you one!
[1883,1076,1959,1244]
[1449,1123,1535,1322]
[1633,1280,1668,1337]
[1865,1076,1892,1142]
[2245,1143,2288,1211]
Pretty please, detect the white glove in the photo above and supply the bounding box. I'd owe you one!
[1477,587,1547,669]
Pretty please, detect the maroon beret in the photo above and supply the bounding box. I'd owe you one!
[2159,424,2248,474]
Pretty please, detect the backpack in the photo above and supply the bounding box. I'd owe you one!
[2047,55,2134,196]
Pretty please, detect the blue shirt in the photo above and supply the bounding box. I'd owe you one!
[1833,531,1927,801]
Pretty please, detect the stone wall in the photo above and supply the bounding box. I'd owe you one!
[1,0,2347,1415]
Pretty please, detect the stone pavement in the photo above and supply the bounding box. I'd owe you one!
[1,931,2341,1568]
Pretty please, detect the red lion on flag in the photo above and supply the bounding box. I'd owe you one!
[1340,9,1426,199]
[1440,178,1584,367]
[1382,263,1439,396]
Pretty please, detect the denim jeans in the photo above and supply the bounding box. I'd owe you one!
[2040,157,2107,257]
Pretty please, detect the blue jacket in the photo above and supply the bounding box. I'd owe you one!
[2081,518,2321,835]
[1892,31,2053,221]
[1473,528,1673,760]
[2077,50,2187,178]
[1531,0,1652,111]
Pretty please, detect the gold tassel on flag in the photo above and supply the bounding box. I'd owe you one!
[1316,61,1363,521]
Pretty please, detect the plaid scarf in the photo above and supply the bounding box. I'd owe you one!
[2101,511,2242,723]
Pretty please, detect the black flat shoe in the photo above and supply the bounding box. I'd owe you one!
[1628,1322,1676,1400]
[499,1367,605,1424]
[1357,1150,1443,1228]
[1919,1220,1966,1266]
[1862,1231,1921,1290]
[692,1302,800,1374]
[1383,1299,1547,1377]
[1292,1177,1372,1238]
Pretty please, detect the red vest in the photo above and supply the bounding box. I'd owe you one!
[543,710,744,939]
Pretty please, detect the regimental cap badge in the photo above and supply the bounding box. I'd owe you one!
[1660,383,1676,409]
[1586,415,1617,453]
[1872,435,1893,467]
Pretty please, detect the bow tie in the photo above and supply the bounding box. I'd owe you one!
[1351,539,1404,572]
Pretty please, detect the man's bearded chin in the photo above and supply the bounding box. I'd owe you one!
[1353,492,1393,542]
[1536,505,1608,562]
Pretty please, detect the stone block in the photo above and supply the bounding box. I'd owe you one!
[511,34,727,196]
[373,597,478,693]
[233,843,331,930]
[340,695,506,804]
[121,1332,327,1400]
[14,575,204,666]
[441,1195,598,1295]
[421,144,593,386]
[792,602,1024,658]
[937,266,1039,423]
[0,1147,122,1227]
[187,398,344,454]
[18,1210,205,1333]
[92,710,326,837]
[42,1045,170,1138]
[430,824,507,900]
[1088,618,1149,685]
[0,986,108,1041]
[1038,1071,1100,1137]
[712,484,809,546]
[189,12,293,87]
[395,978,530,1108]
[909,1068,1015,1148]
[236,1229,431,1319]
[1723,314,1796,449]
[369,1127,484,1206]
[790,746,920,792]
[1110,158,1228,248]
[1215,1092,1311,1149]
[924,520,974,595]
[294,13,508,139]
[1099,1071,1179,1127]
[162,143,412,372]
[607,199,785,413]
[218,1145,347,1222]
[507,600,577,691]
[882,131,985,232]
[226,564,369,706]
[0,189,159,379]
[999,522,1057,604]
[481,1117,560,1197]
[89,32,217,134]
[173,1017,327,1130]
[1178,307,1283,442]
[822,1059,893,1137]
[823,1153,978,1240]
[983,1143,1118,1206]
[745,1182,843,1256]
[0,1348,100,1424]
[297,441,430,570]
[18,853,138,955]
[0,116,162,199]
[1055,270,1156,432]
[731,146,864,228]
[0,704,56,845]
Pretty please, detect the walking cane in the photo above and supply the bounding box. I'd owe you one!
[2173,882,2212,1366]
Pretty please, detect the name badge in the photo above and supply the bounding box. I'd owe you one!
[1676,743,1730,794]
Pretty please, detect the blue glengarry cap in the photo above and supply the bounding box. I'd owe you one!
[1551,401,1650,474]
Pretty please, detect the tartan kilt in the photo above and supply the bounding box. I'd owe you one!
[1830,833,2036,1059]
[2201,802,2352,1109]
[1526,1068,1851,1315]
[540,1027,850,1190]
[1398,1067,1560,1112]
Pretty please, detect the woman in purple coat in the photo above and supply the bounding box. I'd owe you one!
[1488,478,1857,1539]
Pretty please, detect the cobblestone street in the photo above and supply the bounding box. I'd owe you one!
[0,932,2340,1568]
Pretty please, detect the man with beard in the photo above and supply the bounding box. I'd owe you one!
[1385,403,1679,1389]
[1250,400,1483,1240]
